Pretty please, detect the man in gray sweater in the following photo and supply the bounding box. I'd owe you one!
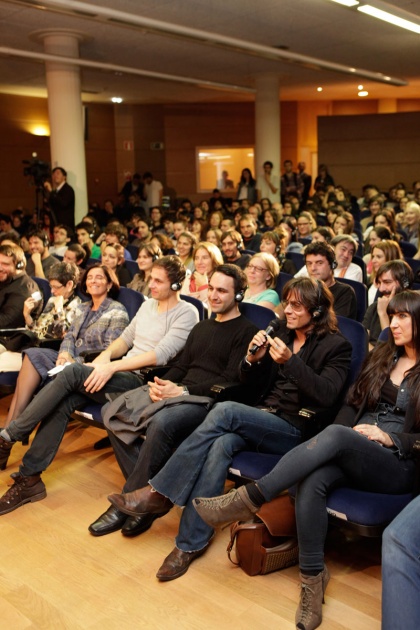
[0,256,198,513]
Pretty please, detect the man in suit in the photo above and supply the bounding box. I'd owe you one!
[44,167,75,228]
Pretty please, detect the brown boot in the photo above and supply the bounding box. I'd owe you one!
[0,436,14,471]
[295,565,330,630]
[0,472,46,515]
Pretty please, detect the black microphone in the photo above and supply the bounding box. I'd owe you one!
[248,318,281,355]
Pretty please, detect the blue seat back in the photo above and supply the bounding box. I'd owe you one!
[116,287,145,322]
[238,302,276,329]
[33,276,51,304]
[336,277,367,323]
[180,294,206,321]
[285,251,304,271]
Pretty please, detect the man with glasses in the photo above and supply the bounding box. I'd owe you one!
[108,277,351,581]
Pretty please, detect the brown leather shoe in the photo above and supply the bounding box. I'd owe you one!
[156,546,208,581]
[0,473,46,515]
[0,435,14,471]
[108,484,173,517]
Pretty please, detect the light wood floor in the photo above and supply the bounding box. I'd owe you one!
[0,395,382,629]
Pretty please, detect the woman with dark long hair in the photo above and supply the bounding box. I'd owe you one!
[195,290,420,630]
[236,168,257,204]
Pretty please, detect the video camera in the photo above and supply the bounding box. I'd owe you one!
[23,153,51,187]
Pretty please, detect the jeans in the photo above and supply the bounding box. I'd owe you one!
[107,404,210,491]
[382,495,420,630]
[6,363,142,477]
[255,424,416,573]
[150,401,302,552]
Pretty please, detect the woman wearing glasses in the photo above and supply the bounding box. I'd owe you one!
[0,261,81,375]
[244,253,280,311]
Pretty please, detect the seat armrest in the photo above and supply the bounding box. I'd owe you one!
[139,366,168,382]
[210,382,258,405]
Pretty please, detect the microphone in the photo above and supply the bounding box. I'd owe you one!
[248,318,281,355]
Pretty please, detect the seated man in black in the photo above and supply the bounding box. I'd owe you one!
[90,264,258,537]
[304,241,357,319]
[363,260,413,349]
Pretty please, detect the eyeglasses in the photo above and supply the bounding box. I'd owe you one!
[297,222,310,227]
[247,264,267,273]
[49,283,64,291]
[281,299,304,312]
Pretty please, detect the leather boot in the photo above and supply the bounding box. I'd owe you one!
[0,436,14,471]
[295,565,330,630]
[0,472,46,515]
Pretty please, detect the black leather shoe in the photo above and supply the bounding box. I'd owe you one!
[121,513,162,537]
[88,505,127,536]
[156,545,208,581]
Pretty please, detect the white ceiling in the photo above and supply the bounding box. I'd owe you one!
[0,0,420,104]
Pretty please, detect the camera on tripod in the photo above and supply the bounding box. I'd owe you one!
[23,153,51,188]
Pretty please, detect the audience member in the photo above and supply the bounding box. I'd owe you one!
[128,242,162,297]
[220,229,251,270]
[0,244,39,329]
[25,230,59,279]
[181,242,223,310]
[243,252,280,311]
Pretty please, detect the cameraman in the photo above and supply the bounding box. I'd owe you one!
[44,167,75,228]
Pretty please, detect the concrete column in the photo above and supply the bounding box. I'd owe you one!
[32,29,88,222]
[255,74,280,195]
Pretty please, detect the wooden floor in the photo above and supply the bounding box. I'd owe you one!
[0,395,382,629]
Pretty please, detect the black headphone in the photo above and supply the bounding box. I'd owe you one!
[171,278,183,291]
[16,258,25,270]
[235,289,245,302]
[152,253,160,262]
[331,257,338,270]
[401,274,411,289]
[312,280,324,319]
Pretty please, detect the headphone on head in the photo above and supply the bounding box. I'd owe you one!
[312,280,325,319]
[152,252,160,262]
[171,278,183,291]
[401,274,411,289]
[16,258,25,270]
[234,289,245,302]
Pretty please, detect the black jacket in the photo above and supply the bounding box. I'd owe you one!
[240,321,352,432]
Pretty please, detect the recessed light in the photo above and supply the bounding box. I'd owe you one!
[317,87,323,92]
[358,84,364,90]
[111,97,123,104]
[358,90,369,97]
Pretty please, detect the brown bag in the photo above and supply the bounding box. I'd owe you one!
[227,494,299,576]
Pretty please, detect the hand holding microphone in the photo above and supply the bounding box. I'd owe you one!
[248,318,281,357]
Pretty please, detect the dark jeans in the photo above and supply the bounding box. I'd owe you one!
[150,401,302,552]
[6,363,142,477]
[255,424,416,573]
[107,404,210,492]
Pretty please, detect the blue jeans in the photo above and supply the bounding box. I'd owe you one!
[6,363,142,477]
[150,401,302,552]
[382,495,420,630]
[107,404,210,491]
[254,425,416,573]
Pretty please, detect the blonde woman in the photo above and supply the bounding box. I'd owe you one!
[244,252,280,311]
[180,241,223,309]
[176,231,197,272]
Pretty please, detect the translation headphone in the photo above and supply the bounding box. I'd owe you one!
[401,274,411,289]
[234,289,245,302]
[312,280,324,319]
[152,253,160,262]
[16,258,25,270]
[331,257,338,270]
[171,279,183,291]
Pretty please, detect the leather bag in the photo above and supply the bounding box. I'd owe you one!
[227,494,299,576]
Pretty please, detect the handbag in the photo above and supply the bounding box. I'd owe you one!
[227,494,299,576]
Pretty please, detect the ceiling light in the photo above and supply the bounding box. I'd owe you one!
[358,84,364,90]
[30,124,50,136]
[329,0,359,6]
[358,90,369,96]
[317,87,323,92]
[111,96,123,103]
[358,5,420,34]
